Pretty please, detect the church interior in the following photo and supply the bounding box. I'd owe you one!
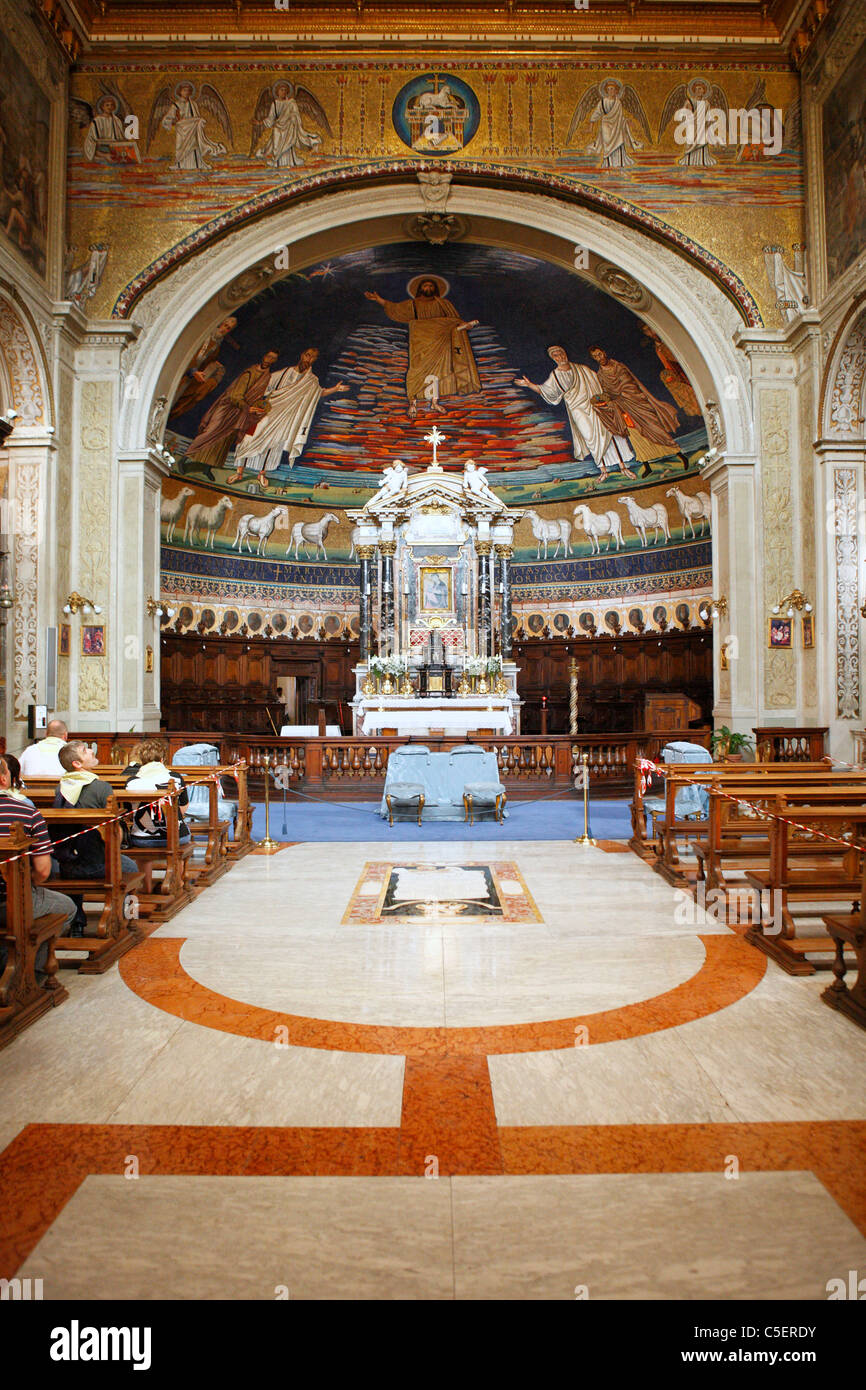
[1,0,866,1329]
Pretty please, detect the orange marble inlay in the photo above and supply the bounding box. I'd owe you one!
[2,1119,864,1280]
[118,932,766,1057]
[5,919,836,1287]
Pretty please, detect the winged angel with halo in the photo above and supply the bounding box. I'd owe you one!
[658,76,729,167]
[249,81,332,169]
[147,81,233,171]
[566,79,652,168]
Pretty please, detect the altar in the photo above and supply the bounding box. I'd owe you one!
[348,439,523,739]
[358,695,514,737]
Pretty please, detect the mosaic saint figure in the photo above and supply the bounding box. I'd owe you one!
[229,348,348,487]
[148,81,232,171]
[587,345,689,478]
[170,318,239,421]
[566,79,652,168]
[515,346,637,481]
[182,351,277,477]
[365,275,480,419]
[249,81,331,168]
[640,326,701,417]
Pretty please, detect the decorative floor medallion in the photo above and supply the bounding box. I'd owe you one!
[342,861,542,924]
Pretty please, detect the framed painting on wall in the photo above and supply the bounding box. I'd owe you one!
[768,616,792,649]
[419,566,452,614]
[81,624,105,656]
[58,624,70,657]
[802,613,815,649]
[822,32,866,285]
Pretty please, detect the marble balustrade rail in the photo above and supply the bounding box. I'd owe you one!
[69,730,712,799]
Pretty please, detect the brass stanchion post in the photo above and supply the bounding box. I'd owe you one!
[258,751,279,854]
[575,750,596,847]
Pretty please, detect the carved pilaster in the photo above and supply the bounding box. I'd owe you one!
[834,466,860,719]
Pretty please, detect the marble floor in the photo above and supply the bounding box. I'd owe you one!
[2,838,865,1301]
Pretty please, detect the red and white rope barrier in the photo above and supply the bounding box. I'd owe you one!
[0,768,240,868]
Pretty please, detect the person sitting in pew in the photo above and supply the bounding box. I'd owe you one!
[0,756,76,977]
[4,754,34,805]
[18,719,68,778]
[123,739,191,846]
[53,740,140,888]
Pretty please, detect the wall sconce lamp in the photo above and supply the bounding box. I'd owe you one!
[63,591,102,615]
[773,589,812,619]
[698,595,728,622]
[0,408,19,445]
[146,595,175,620]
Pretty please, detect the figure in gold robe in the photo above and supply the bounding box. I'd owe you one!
[181,351,277,478]
[365,275,481,419]
[587,345,690,478]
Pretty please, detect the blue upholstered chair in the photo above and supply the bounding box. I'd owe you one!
[171,743,239,836]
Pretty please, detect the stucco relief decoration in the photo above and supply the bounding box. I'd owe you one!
[798,381,818,708]
[593,261,652,311]
[834,467,860,720]
[0,296,46,426]
[12,461,40,719]
[78,381,111,711]
[828,324,866,438]
[761,391,795,709]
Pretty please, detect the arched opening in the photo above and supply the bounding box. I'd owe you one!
[116,175,750,737]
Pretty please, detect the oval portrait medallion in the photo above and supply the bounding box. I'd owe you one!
[392,73,480,155]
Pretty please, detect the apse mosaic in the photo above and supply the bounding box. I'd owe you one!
[165,242,708,502]
[160,241,712,607]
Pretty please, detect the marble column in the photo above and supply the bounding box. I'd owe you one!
[357,546,374,660]
[379,541,396,656]
[496,544,513,658]
[476,541,492,657]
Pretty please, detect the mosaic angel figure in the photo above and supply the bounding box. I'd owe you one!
[147,81,233,171]
[658,76,729,167]
[249,80,331,168]
[566,79,651,167]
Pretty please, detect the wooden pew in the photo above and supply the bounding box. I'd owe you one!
[822,859,866,1031]
[743,804,866,975]
[39,806,146,973]
[220,762,252,859]
[0,826,69,1048]
[26,780,194,927]
[105,788,194,925]
[696,783,866,902]
[629,759,833,859]
[647,765,859,885]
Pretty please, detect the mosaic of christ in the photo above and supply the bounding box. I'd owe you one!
[165,243,708,508]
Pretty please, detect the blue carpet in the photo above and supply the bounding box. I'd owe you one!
[247,795,632,843]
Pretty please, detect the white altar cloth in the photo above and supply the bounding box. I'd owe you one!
[280,724,342,737]
[358,696,514,738]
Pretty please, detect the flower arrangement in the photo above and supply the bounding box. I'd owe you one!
[465,656,486,676]
[486,655,503,675]
[368,655,408,679]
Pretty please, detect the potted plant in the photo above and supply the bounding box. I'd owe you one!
[711,726,754,762]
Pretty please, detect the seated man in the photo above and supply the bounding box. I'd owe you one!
[18,718,68,777]
[0,756,76,978]
[54,741,139,885]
